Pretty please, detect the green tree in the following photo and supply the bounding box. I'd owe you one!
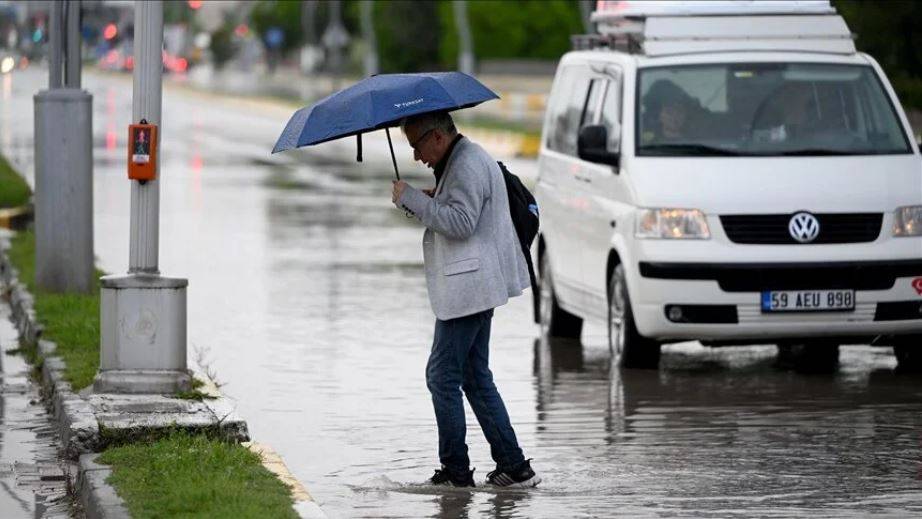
[250,0,306,56]
[373,0,442,73]
[835,0,922,108]
[438,0,583,68]
[209,22,236,70]
[164,1,195,26]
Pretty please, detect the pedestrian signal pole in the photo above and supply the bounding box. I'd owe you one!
[94,0,191,394]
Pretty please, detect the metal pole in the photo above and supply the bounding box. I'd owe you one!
[453,0,474,76]
[65,0,81,88]
[34,0,94,294]
[129,0,162,274]
[48,0,63,88]
[96,0,190,394]
[322,0,349,92]
[579,0,595,34]
[359,0,378,76]
[302,0,317,44]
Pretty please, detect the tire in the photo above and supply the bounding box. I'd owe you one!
[607,264,661,369]
[538,256,583,339]
[776,341,839,373]
[894,336,922,373]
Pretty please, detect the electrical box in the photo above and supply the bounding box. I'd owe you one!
[128,122,157,181]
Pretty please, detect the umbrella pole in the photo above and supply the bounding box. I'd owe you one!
[385,127,400,180]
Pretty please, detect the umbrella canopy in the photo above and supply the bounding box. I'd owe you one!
[271,72,499,167]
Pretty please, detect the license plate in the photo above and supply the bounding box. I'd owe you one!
[761,289,855,313]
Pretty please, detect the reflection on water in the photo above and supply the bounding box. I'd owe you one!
[531,336,922,517]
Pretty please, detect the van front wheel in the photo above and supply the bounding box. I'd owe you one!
[539,257,582,339]
[608,264,660,369]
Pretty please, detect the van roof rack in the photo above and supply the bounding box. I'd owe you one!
[577,0,855,57]
[571,33,642,53]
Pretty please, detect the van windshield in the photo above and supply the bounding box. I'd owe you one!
[636,63,911,156]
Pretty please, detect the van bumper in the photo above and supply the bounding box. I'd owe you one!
[631,259,922,341]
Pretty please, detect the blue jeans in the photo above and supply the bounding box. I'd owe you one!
[426,308,525,475]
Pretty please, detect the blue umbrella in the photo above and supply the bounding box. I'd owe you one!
[272,72,499,179]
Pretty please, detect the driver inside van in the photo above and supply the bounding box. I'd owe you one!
[641,79,698,143]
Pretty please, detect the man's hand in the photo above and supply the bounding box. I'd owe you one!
[392,180,409,204]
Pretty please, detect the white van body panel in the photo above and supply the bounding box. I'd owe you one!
[536,45,922,344]
[627,156,922,215]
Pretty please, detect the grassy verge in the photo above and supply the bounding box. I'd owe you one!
[175,377,215,401]
[98,431,296,519]
[0,154,31,209]
[8,229,102,390]
[457,114,542,137]
[6,235,295,516]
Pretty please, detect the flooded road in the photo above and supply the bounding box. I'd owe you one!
[2,68,921,517]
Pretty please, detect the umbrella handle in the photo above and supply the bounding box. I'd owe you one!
[385,127,400,181]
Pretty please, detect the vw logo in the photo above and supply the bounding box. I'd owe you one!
[789,212,820,243]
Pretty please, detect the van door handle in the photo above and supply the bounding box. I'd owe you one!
[574,175,592,183]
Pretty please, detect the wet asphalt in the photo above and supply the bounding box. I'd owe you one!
[1,68,921,518]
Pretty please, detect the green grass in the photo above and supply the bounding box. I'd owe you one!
[98,432,297,519]
[0,154,31,209]
[8,229,102,390]
[175,377,216,401]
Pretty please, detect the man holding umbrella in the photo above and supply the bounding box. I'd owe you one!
[392,111,541,489]
[272,71,539,488]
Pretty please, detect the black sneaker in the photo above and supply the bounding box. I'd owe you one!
[486,460,541,488]
[430,466,476,488]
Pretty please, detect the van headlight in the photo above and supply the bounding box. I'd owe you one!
[636,208,710,239]
[893,205,922,236]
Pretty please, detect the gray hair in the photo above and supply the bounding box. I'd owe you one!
[400,111,457,137]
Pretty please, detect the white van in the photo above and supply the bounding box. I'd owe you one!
[535,1,922,370]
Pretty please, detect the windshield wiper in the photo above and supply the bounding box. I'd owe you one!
[773,148,863,156]
[641,143,743,156]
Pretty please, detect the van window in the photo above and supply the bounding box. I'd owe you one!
[546,65,591,155]
[581,79,604,127]
[636,63,911,156]
[600,78,622,153]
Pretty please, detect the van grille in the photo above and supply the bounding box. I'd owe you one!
[720,213,883,244]
[639,259,922,292]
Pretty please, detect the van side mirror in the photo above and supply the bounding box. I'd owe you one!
[578,125,620,167]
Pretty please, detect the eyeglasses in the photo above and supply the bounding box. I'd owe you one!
[409,129,436,151]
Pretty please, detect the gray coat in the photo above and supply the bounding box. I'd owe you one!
[398,137,531,321]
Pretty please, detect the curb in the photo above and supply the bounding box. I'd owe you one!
[246,442,328,519]
[1,231,324,518]
[462,127,541,159]
[78,454,131,519]
[0,204,33,230]
[0,232,250,457]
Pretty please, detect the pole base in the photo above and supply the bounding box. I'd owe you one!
[97,274,190,394]
[93,369,192,394]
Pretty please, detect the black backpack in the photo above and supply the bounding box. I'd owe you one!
[498,161,540,321]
